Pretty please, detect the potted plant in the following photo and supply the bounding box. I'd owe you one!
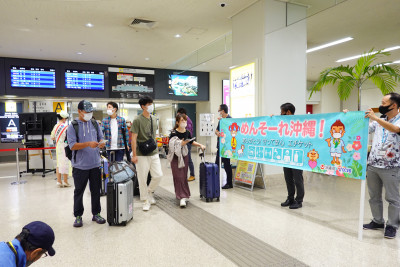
[309,49,400,110]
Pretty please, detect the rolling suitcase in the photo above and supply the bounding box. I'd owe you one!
[106,152,134,226]
[199,150,220,202]
[107,179,134,226]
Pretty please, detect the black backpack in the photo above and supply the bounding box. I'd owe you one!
[65,119,99,161]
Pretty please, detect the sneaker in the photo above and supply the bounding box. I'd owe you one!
[384,225,397,239]
[180,199,186,208]
[289,201,302,209]
[73,216,83,227]
[148,192,156,205]
[281,198,294,207]
[57,182,64,188]
[188,176,195,182]
[92,213,106,224]
[363,220,385,230]
[143,200,151,211]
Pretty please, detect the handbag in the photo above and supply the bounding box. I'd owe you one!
[109,161,137,183]
[138,116,157,155]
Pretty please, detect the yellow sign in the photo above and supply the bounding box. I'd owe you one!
[53,102,65,113]
[5,102,17,112]
[234,160,257,185]
[230,62,256,118]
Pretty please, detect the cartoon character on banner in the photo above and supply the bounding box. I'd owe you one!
[325,120,347,165]
[220,130,226,144]
[307,149,319,170]
[238,145,245,157]
[228,122,240,153]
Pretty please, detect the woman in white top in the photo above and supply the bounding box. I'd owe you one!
[50,110,71,187]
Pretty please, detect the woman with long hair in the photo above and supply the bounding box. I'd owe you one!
[168,114,205,207]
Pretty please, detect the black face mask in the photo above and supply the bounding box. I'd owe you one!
[378,104,394,115]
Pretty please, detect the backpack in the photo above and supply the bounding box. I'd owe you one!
[65,119,99,161]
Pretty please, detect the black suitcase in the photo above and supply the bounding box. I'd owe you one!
[133,172,151,196]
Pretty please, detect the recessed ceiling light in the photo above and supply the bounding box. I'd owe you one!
[175,34,181,38]
[306,37,353,53]
[77,52,83,55]
[337,46,400,63]
[85,23,94,28]
[145,57,150,61]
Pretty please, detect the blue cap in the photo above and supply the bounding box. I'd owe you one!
[23,221,55,256]
[77,100,94,112]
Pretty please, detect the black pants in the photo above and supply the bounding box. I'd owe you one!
[215,150,233,186]
[73,167,101,217]
[283,167,304,203]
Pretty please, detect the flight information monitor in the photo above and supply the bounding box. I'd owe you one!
[65,69,105,90]
[11,66,56,89]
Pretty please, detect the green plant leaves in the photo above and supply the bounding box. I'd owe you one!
[351,160,363,178]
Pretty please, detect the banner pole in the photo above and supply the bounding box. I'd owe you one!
[358,179,366,241]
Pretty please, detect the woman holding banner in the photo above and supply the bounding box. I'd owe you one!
[50,110,72,187]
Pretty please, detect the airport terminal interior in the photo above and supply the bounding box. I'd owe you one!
[1,0,400,266]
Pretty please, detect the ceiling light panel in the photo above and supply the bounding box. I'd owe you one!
[306,37,353,53]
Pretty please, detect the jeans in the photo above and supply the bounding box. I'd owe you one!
[367,166,400,228]
[73,167,101,217]
[187,143,195,177]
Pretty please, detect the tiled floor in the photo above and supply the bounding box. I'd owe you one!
[1,155,399,266]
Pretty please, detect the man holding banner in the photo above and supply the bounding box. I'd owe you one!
[215,104,233,189]
[279,103,304,209]
[362,93,400,239]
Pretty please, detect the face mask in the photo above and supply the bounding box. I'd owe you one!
[219,112,223,117]
[147,104,154,114]
[106,109,114,116]
[179,122,187,128]
[83,112,93,121]
[378,104,393,115]
[127,123,132,127]
[333,133,341,139]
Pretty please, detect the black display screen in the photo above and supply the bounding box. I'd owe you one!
[11,66,56,89]
[65,69,105,90]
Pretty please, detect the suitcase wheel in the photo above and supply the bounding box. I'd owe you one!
[121,222,126,226]
[216,197,220,202]
[206,198,210,202]
[108,222,112,226]
[200,194,203,199]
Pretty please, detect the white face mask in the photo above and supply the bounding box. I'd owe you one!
[83,112,93,121]
[219,112,224,117]
[147,104,154,114]
[106,109,114,116]
[179,122,187,128]
[333,132,342,139]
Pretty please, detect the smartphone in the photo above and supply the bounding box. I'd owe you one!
[186,137,196,142]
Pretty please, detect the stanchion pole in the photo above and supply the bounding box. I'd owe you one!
[358,179,366,241]
[11,148,27,185]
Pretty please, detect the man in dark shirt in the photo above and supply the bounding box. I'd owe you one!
[215,104,233,189]
[279,103,304,209]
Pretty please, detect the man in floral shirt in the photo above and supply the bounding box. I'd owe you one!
[362,93,400,239]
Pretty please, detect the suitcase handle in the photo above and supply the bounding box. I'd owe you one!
[199,148,206,163]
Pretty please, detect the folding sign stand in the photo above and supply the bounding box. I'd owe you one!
[233,161,266,191]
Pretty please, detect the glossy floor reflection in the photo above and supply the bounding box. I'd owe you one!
[1,155,399,266]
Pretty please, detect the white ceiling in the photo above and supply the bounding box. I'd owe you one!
[0,0,399,83]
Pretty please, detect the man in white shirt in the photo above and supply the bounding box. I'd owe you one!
[102,102,129,162]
